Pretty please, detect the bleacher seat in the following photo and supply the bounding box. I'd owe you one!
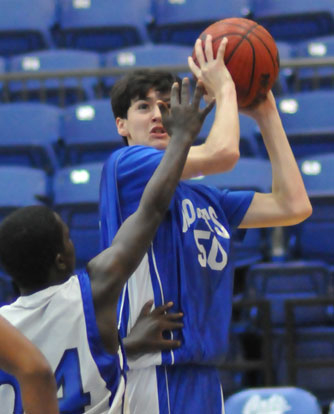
[0,166,47,305]
[8,49,101,106]
[0,103,60,173]
[56,0,151,52]
[256,91,334,159]
[225,386,322,414]
[0,0,56,56]
[103,43,192,89]
[0,56,5,96]
[294,35,334,90]
[245,261,331,327]
[186,158,272,267]
[252,0,334,42]
[150,0,250,45]
[53,162,103,269]
[275,41,296,94]
[293,154,334,264]
[62,99,123,165]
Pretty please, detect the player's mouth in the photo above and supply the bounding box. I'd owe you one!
[150,126,168,139]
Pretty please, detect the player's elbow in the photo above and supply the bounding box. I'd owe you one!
[288,198,313,225]
[223,147,240,171]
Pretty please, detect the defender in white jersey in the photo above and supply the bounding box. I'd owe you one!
[0,79,214,414]
[100,36,312,413]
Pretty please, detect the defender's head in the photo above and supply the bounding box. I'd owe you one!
[0,205,75,294]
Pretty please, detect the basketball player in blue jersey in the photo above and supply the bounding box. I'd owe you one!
[99,36,312,414]
[0,79,213,414]
[0,315,59,414]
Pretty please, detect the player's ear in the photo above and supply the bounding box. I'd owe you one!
[55,253,67,271]
[116,117,128,137]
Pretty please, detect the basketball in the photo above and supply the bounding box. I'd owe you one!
[192,17,280,108]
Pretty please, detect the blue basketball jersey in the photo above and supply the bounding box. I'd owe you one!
[99,145,254,413]
[0,273,128,414]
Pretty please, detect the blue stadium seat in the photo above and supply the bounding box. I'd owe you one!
[186,158,272,267]
[245,261,331,327]
[62,99,123,165]
[150,0,251,45]
[103,43,192,89]
[275,41,296,94]
[0,0,56,56]
[225,386,322,414]
[251,0,334,42]
[53,162,103,269]
[0,103,60,173]
[294,35,334,90]
[8,49,101,106]
[198,109,260,157]
[0,56,5,96]
[256,91,334,159]
[56,0,151,51]
[293,154,334,264]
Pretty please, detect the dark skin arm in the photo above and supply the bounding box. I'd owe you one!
[0,316,59,414]
[123,301,183,357]
[88,79,214,354]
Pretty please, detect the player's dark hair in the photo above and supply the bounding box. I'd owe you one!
[110,69,181,144]
[0,205,64,290]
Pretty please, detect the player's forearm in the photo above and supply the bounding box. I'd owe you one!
[259,110,312,222]
[183,82,239,179]
[20,369,59,414]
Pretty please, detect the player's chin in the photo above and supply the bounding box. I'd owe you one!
[150,135,170,150]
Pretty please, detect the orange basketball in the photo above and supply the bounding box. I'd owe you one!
[192,17,280,108]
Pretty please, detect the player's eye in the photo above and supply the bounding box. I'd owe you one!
[137,102,149,110]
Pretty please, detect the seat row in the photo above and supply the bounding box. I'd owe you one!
[0,0,334,56]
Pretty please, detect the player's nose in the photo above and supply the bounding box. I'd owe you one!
[152,103,162,121]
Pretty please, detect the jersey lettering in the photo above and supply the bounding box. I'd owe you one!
[0,348,91,414]
[182,199,229,271]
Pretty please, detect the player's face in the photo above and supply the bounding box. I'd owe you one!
[116,88,171,150]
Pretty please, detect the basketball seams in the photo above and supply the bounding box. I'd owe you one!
[195,18,279,107]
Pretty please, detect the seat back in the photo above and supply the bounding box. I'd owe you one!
[8,49,100,105]
[0,103,60,172]
[151,0,251,45]
[252,0,334,41]
[225,386,322,414]
[53,162,103,268]
[62,99,123,164]
[57,0,151,50]
[0,0,56,55]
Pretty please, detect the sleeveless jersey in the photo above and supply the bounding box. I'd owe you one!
[0,272,127,414]
[99,145,254,414]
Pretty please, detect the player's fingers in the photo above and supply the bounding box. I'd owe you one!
[181,77,190,105]
[192,80,205,109]
[188,56,201,79]
[138,300,154,317]
[216,37,228,62]
[170,81,180,107]
[162,321,184,330]
[194,38,206,67]
[156,339,182,351]
[151,301,174,316]
[201,98,215,120]
[157,100,170,120]
[164,312,183,321]
[204,34,214,61]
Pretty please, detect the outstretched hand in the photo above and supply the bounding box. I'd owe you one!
[157,78,215,143]
[123,300,183,357]
[188,35,234,101]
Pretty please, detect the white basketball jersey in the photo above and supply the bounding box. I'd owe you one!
[0,273,127,414]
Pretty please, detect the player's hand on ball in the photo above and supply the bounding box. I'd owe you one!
[239,90,278,121]
[123,300,184,356]
[188,35,235,100]
[157,77,215,142]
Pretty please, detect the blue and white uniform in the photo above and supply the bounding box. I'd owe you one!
[0,272,127,414]
[100,146,254,414]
